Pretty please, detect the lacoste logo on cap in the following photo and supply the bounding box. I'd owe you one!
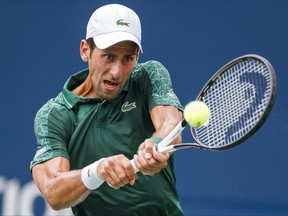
[121,101,136,112]
[116,19,130,27]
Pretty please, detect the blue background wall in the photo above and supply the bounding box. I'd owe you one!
[0,0,287,215]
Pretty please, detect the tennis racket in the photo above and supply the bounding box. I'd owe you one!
[129,54,276,172]
[157,54,276,153]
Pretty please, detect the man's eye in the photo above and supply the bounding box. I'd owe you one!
[104,54,114,61]
[123,56,133,63]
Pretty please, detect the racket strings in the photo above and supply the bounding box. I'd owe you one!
[194,58,272,148]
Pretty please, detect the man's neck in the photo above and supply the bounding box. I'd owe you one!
[72,76,96,98]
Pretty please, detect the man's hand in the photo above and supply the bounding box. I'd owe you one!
[97,155,137,189]
[133,138,170,175]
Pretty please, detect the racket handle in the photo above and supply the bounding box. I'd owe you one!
[157,120,186,150]
[157,145,175,153]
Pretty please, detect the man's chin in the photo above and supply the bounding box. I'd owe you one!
[99,92,120,101]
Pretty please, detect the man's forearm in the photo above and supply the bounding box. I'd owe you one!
[39,170,91,210]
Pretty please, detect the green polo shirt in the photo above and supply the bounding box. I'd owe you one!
[30,60,184,216]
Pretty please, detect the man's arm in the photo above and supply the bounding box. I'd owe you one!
[133,105,182,175]
[32,155,137,210]
[150,105,182,144]
[32,157,89,210]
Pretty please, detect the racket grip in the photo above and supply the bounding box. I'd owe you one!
[157,145,175,153]
[130,159,139,173]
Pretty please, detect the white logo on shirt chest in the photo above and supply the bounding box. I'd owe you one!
[121,101,136,112]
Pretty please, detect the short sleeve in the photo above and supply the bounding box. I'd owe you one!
[141,61,183,112]
[30,99,73,170]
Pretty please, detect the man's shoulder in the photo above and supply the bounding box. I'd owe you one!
[35,92,72,122]
[132,60,166,74]
[131,60,169,81]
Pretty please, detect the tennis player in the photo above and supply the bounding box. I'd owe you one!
[30,4,184,216]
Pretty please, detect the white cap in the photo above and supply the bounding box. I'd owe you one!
[86,4,142,52]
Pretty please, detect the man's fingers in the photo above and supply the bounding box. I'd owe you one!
[134,152,161,175]
[98,155,137,189]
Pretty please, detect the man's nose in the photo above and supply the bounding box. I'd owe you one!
[110,61,123,79]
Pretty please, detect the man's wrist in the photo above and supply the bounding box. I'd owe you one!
[81,158,106,190]
[150,136,163,144]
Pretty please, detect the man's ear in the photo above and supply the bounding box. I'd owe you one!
[80,39,90,62]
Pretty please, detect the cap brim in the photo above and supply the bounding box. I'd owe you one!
[93,32,143,53]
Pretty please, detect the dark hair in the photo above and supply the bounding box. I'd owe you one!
[86,38,139,57]
[111,41,139,54]
[86,38,96,58]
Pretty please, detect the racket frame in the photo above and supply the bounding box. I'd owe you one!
[191,54,277,150]
[158,54,277,153]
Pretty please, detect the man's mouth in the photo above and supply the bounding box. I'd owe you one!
[104,80,118,89]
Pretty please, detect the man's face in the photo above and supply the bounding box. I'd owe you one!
[82,40,139,101]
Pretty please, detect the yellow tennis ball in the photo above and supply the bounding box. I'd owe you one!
[184,101,210,127]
